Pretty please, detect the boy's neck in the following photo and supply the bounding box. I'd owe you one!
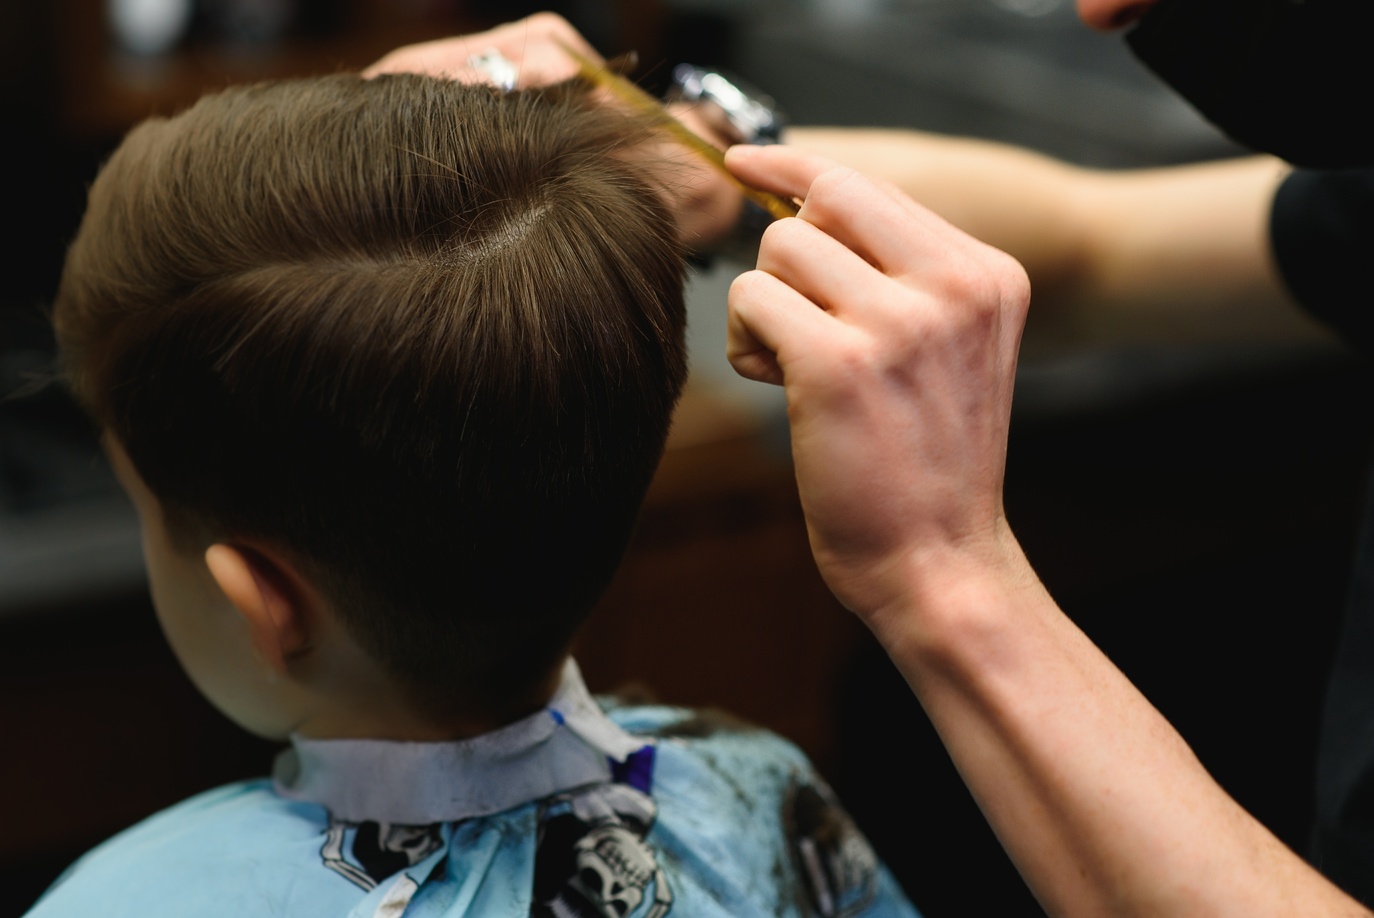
[291,656,570,743]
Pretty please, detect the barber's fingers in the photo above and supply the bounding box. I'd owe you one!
[728,265,843,387]
[509,11,602,60]
[726,142,913,219]
[362,12,601,87]
[727,144,966,279]
[753,215,903,321]
[725,143,842,203]
[490,12,604,87]
[726,156,949,386]
[728,215,906,385]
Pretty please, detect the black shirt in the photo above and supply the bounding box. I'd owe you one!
[1271,166,1374,904]
[1272,168,1374,358]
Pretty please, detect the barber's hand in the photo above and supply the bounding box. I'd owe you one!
[364,13,742,252]
[725,144,1031,626]
[642,102,745,254]
[363,12,600,86]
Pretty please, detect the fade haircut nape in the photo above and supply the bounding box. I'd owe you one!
[54,73,689,721]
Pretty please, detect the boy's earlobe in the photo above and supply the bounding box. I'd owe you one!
[204,544,312,675]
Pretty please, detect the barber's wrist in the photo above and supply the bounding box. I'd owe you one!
[859,524,1042,659]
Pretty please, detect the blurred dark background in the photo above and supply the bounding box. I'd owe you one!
[3,1,1372,915]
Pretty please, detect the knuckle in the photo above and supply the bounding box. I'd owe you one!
[809,165,862,198]
[367,49,399,69]
[757,216,804,253]
[944,248,1031,318]
[804,167,864,215]
[977,252,1032,326]
[727,269,769,303]
[824,327,881,379]
[1000,256,1032,311]
[525,11,573,33]
[984,245,1030,290]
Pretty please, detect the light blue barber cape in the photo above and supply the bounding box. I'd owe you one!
[25,660,920,917]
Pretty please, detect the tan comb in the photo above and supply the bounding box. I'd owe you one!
[556,40,800,222]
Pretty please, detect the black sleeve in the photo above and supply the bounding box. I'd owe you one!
[1270,167,1374,358]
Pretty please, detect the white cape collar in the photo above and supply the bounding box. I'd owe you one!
[272,658,648,824]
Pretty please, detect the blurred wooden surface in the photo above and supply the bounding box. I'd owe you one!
[52,0,500,141]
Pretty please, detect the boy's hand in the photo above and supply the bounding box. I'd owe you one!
[724,144,1032,627]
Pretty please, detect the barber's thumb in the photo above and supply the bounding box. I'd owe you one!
[724,144,840,203]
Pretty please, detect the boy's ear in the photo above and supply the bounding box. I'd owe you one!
[204,544,313,675]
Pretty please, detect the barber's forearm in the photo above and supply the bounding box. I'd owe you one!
[783,129,1318,341]
[783,126,1093,297]
[879,539,1367,918]
[1066,153,1302,318]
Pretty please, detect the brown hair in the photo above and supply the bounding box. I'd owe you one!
[54,73,688,719]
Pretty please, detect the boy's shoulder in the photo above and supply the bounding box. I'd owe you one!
[26,703,921,918]
[605,699,819,821]
[24,778,358,918]
[603,700,917,918]
[605,699,816,796]
[605,699,811,760]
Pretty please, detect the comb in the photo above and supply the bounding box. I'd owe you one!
[556,40,800,222]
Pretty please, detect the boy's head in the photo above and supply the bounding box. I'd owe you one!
[54,73,688,735]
